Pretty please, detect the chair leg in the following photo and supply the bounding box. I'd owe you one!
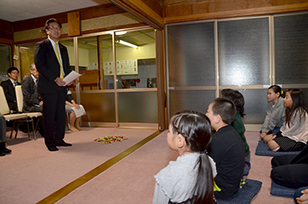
[14,121,21,139]
[31,119,36,140]
[34,117,41,133]
[10,121,16,139]
[26,120,31,140]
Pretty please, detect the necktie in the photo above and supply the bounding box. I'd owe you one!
[14,82,17,86]
[55,42,64,79]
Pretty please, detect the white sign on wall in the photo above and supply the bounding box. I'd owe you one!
[103,60,138,76]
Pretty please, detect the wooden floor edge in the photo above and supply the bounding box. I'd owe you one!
[36,130,162,204]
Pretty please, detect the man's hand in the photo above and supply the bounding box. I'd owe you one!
[54,77,66,86]
[67,80,74,86]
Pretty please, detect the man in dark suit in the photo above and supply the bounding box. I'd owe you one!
[22,63,42,113]
[34,18,73,151]
[1,67,21,113]
[22,63,44,137]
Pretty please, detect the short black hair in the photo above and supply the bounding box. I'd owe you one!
[42,18,62,34]
[7,67,19,75]
[211,98,236,125]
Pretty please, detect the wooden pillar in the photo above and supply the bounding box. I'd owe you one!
[156,29,167,130]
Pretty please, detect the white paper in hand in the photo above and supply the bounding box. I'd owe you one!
[63,71,83,86]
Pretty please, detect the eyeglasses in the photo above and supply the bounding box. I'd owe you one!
[49,26,61,30]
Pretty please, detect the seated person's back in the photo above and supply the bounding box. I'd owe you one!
[206,98,245,199]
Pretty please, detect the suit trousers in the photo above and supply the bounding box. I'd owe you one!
[41,88,66,148]
[0,113,7,142]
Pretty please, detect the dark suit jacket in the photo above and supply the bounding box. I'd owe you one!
[1,79,21,112]
[21,75,42,112]
[34,39,71,94]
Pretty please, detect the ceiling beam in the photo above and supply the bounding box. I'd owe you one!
[110,0,164,30]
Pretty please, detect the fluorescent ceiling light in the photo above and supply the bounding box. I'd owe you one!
[115,31,127,35]
[107,31,127,35]
[116,40,138,49]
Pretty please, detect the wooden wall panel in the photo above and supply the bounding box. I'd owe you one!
[79,3,126,19]
[210,0,247,12]
[13,13,68,33]
[68,11,81,37]
[141,0,163,16]
[12,3,125,33]
[0,19,13,42]
[164,3,193,16]
[111,0,164,30]
[193,2,210,14]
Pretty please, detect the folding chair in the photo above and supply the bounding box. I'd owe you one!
[15,85,43,140]
[0,86,28,139]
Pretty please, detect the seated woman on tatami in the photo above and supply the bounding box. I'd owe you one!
[264,89,308,152]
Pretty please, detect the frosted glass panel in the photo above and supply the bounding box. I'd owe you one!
[275,14,308,84]
[169,90,216,118]
[236,89,268,124]
[218,18,270,85]
[167,22,215,86]
[118,92,157,123]
[80,92,115,122]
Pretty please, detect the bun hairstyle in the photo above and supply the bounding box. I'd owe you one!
[269,85,284,98]
[170,110,213,204]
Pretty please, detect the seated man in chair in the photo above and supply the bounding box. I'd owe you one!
[22,63,44,137]
[22,63,43,113]
[1,67,21,113]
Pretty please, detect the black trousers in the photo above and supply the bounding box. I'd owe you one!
[271,153,308,189]
[41,89,66,149]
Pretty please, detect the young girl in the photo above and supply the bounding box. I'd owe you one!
[152,111,217,204]
[264,89,308,151]
[260,85,285,139]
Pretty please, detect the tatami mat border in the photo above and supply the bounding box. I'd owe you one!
[36,130,161,204]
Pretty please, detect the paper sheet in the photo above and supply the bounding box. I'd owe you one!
[72,105,86,118]
[63,71,83,86]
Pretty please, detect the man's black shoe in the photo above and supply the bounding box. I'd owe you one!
[48,147,59,151]
[56,141,72,146]
[3,147,12,154]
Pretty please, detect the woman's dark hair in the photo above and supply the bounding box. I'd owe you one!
[285,89,307,127]
[220,89,232,97]
[221,90,245,117]
[269,85,284,97]
[170,111,213,204]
